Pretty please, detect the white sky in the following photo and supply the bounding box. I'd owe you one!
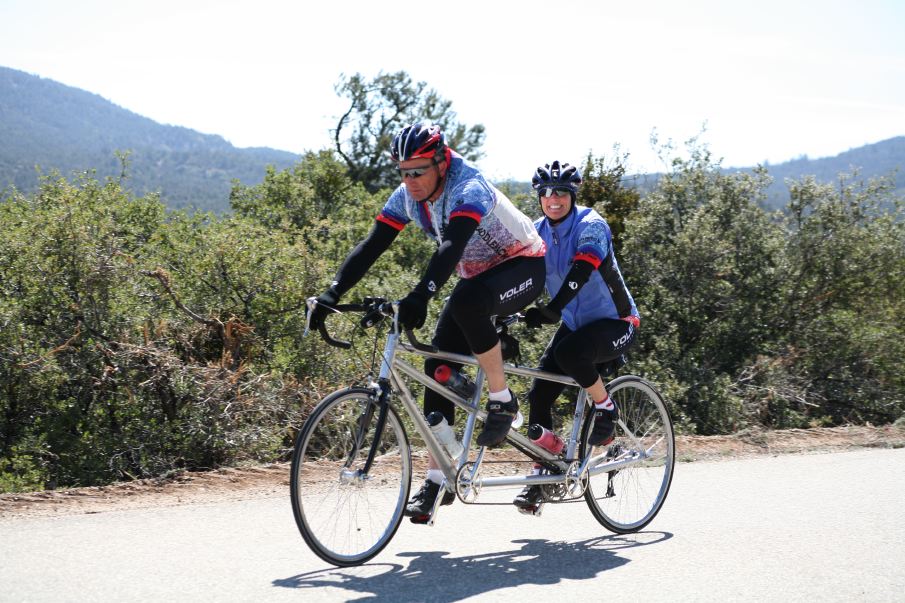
[2,0,904,180]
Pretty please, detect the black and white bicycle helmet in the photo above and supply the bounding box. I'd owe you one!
[531,160,582,197]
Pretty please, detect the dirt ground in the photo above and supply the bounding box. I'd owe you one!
[2,424,903,520]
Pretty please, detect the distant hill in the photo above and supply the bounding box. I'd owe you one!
[726,137,904,210]
[503,138,903,212]
[0,66,300,212]
[627,139,904,210]
[2,66,901,214]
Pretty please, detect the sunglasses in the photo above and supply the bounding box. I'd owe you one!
[399,165,433,180]
[539,187,572,199]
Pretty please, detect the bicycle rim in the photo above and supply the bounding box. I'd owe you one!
[290,388,411,566]
[582,376,675,533]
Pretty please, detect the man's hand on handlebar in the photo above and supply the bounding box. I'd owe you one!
[397,290,429,330]
[307,289,340,332]
[306,294,437,353]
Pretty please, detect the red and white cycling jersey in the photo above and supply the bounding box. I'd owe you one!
[377,151,545,278]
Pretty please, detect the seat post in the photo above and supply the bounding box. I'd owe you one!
[565,389,589,459]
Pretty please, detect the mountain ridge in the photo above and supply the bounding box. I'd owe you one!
[2,66,902,213]
[1,66,300,211]
[726,136,904,209]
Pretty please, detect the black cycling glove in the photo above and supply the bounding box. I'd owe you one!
[397,290,429,330]
[524,304,561,329]
[308,288,340,331]
[523,258,596,328]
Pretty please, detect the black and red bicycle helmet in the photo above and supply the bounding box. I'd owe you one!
[390,122,447,162]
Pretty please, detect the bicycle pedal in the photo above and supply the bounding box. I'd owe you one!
[517,504,543,517]
[592,436,615,449]
[409,513,432,525]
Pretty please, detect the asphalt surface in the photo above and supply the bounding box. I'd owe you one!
[2,448,903,602]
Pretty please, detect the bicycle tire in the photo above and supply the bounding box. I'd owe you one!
[580,375,675,533]
[290,387,411,566]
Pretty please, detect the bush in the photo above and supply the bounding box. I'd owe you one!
[2,144,902,491]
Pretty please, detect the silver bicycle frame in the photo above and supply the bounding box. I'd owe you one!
[372,329,646,516]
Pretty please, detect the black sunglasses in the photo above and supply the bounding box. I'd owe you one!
[399,165,432,179]
[539,187,572,198]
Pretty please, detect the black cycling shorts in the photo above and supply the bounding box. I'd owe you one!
[424,255,545,425]
[527,318,637,429]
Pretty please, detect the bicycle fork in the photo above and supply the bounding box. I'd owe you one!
[349,380,392,476]
[343,332,405,483]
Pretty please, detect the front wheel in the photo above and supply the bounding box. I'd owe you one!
[580,375,675,533]
[290,387,412,566]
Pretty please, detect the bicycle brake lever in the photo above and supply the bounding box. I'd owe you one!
[405,329,438,353]
[303,296,317,337]
[304,296,351,348]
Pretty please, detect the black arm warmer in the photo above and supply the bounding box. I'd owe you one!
[330,220,400,297]
[547,258,595,312]
[599,250,635,318]
[413,215,478,297]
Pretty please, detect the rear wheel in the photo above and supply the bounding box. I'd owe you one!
[581,376,674,533]
[290,387,411,566]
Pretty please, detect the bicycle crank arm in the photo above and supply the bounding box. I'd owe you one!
[426,480,456,527]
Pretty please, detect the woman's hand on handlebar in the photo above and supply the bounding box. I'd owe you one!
[523,303,561,328]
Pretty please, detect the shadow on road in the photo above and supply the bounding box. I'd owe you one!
[274,531,672,601]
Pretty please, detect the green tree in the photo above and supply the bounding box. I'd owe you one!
[333,71,486,192]
[0,167,351,492]
[230,150,375,236]
[578,149,641,254]
[622,141,786,434]
[0,172,171,489]
[737,171,905,427]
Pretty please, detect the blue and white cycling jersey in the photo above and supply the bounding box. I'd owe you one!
[377,152,545,278]
[535,205,638,331]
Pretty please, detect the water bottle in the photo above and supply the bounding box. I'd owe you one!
[527,424,564,455]
[426,411,464,459]
[433,364,477,399]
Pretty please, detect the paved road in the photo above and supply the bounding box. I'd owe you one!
[2,448,904,602]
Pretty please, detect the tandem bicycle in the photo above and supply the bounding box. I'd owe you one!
[291,296,675,567]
